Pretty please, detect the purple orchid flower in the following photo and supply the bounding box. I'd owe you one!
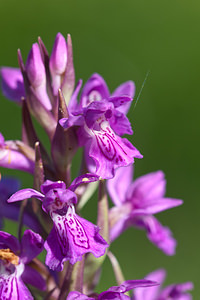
[0,133,35,174]
[67,73,135,136]
[60,97,142,179]
[8,174,109,271]
[67,279,158,299]
[107,165,183,255]
[133,269,193,300]
[0,230,45,299]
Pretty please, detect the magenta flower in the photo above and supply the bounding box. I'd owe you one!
[133,269,193,300]
[0,230,45,299]
[60,94,142,179]
[107,165,183,255]
[8,174,108,271]
[0,133,35,174]
[67,279,158,299]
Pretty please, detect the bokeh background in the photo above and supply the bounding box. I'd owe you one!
[0,0,199,298]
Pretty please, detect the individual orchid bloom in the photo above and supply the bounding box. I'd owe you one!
[8,174,109,271]
[133,269,193,300]
[0,230,45,299]
[0,176,41,232]
[0,132,35,174]
[67,75,134,136]
[60,100,142,179]
[67,279,158,300]
[107,165,183,255]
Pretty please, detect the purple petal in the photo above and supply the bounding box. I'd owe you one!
[45,208,108,271]
[82,122,142,179]
[98,291,129,299]
[0,67,25,102]
[136,216,177,255]
[160,282,193,299]
[0,177,21,201]
[99,280,158,300]
[127,171,166,205]
[133,269,166,300]
[131,198,183,216]
[0,138,35,174]
[84,100,114,129]
[50,32,68,95]
[69,173,100,192]
[40,180,66,195]
[61,34,75,104]
[109,109,133,136]
[107,165,134,206]
[108,279,159,293]
[0,276,33,300]
[26,43,46,88]
[111,81,135,114]
[0,231,20,253]
[50,32,67,75]
[20,230,44,264]
[42,188,77,213]
[80,73,110,107]
[44,225,66,271]
[7,188,44,203]
[109,205,131,242]
[108,96,132,109]
[21,265,46,291]
[68,79,82,113]
[67,291,94,300]
[26,43,52,110]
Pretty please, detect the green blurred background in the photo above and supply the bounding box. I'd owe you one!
[0,0,199,297]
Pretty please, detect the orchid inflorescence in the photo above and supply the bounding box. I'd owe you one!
[0,32,193,299]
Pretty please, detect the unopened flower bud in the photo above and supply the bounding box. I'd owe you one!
[50,33,68,95]
[26,43,52,110]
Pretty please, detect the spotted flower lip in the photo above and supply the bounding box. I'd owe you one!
[60,98,142,179]
[66,279,159,299]
[107,165,183,255]
[8,174,108,271]
[133,269,193,300]
[0,230,45,300]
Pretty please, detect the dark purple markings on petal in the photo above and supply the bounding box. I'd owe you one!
[53,217,69,257]
[95,128,127,162]
[65,209,89,249]
[88,90,102,103]
[0,277,20,300]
